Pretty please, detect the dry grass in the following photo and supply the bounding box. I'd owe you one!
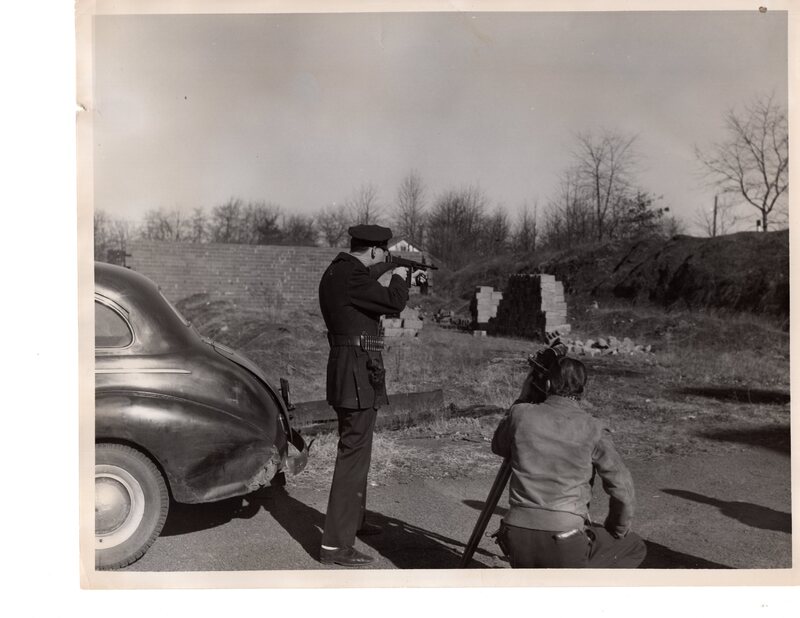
[292,414,504,491]
[180,296,790,485]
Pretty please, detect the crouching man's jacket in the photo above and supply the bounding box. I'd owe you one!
[492,396,635,536]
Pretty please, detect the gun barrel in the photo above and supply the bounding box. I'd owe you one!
[387,254,438,271]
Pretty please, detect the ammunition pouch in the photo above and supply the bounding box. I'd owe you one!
[360,333,385,352]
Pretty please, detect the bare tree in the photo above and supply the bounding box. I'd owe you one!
[282,214,317,246]
[659,214,687,238]
[210,198,244,243]
[141,208,188,241]
[617,191,667,239]
[93,210,112,259]
[110,217,136,252]
[542,168,593,249]
[95,210,138,262]
[316,204,351,247]
[189,207,209,243]
[243,201,282,244]
[394,171,427,247]
[694,195,736,237]
[426,185,488,269]
[347,183,383,225]
[512,201,538,253]
[479,207,510,255]
[696,94,788,231]
[574,130,638,241]
[208,199,285,244]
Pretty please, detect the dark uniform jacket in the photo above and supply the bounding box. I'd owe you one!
[319,252,408,410]
[492,396,636,535]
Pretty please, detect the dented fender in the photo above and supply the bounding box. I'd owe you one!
[96,391,284,503]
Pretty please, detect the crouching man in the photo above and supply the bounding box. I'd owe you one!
[491,356,647,568]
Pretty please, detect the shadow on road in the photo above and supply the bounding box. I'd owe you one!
[697,425,790,455]
[640,541,732,569]
[163,484,496,568]
[360,510,498,569]
[662,489,791,534]
[678,386,789,405]
[462,498,734,569]
[160,487,741,570]
[248,486,326,560]
[161,495,261,537]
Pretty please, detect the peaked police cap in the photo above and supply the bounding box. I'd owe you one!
[348,224,392,245]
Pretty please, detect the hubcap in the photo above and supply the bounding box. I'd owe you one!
[95,477,132,534]
[95,464,146,550]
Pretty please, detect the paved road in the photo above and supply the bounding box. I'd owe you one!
[123,445,791,573]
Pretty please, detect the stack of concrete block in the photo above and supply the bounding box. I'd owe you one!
[538,274,570,334]
[382,306,424,338]
[470,286,503,330]
[488,274,571,340]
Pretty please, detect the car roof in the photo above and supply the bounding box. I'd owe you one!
[94,262,193,351]
[95,262,159,301]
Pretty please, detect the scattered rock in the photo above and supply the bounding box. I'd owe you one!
[562,333,655,357]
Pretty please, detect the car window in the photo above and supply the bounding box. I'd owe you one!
[95,301,133,348]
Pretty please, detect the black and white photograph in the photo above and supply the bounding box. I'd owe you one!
[76,0,796,589]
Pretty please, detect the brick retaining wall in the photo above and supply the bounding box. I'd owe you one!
[125,240,431,313]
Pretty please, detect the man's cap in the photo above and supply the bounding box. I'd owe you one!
[348,224,392,246]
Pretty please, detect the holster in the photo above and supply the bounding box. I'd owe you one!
[366,356,386,398]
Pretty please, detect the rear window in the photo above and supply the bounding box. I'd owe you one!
[95,301,133,348]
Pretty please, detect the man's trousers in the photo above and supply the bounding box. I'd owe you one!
[500,522,647,568]
[321,406,377,549]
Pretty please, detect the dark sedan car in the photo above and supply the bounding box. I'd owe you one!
[94,262,308,569]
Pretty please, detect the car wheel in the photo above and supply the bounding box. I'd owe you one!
[95,443,168,570]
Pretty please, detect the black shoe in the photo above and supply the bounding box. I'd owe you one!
[356,521,383,537]
[320,546,375,567]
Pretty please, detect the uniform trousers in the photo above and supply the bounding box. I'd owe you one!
[321,406,378,549]
[500,522,647,568]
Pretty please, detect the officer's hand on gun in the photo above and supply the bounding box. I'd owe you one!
[392,266,410,280]
[545,330,568,357]
[392,266,427,286]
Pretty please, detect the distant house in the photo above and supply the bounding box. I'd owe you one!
[388,237,421,253]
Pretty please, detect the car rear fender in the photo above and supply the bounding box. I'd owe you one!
[202,338,309,474]
[96,391,283,504]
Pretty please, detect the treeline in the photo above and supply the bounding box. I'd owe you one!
[96,129,688,269]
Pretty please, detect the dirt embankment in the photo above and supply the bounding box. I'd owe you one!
[438,231,789,324]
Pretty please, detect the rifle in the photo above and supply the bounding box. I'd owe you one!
[369,253,438,286]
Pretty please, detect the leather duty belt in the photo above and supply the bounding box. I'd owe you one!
[327,333,385,351]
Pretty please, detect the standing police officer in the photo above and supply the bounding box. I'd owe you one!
[318,224,410,567]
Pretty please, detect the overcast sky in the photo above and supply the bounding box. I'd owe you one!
[92,10,788,233]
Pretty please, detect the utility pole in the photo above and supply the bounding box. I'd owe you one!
[712,195,718,237]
